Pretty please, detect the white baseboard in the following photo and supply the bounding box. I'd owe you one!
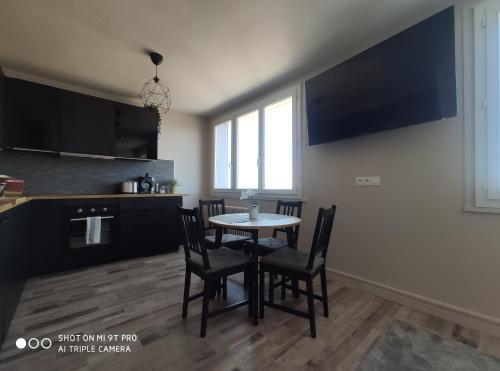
[327,268,500,337]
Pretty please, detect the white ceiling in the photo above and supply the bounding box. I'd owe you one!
[0,0,453,117]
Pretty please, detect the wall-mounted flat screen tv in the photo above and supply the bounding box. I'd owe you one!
[305,6,456,145]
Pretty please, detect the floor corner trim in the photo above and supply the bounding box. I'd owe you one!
[327,267,500,337]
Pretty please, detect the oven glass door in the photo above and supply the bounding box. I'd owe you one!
[68,216,114,249]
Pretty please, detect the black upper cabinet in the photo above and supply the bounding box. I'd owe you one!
[139,107,158,160]
[60,91,115,156]
[1,77,158,160]
[5,78,60,151]
[114,104,158,160]
[114,103,139,159]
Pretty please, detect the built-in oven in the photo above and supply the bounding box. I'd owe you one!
[62,204,119,268]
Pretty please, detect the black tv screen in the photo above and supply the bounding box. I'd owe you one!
[305,6,457,145]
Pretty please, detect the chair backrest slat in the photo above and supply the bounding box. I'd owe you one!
[273,200,303,247]
[199,199,226,234]
[177,206,210,270]
[306,205,337,270]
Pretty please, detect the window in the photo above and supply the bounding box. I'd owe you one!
[236,110,259,189]
[212,86,301,197]
[472,0,500,208]
[264,97,293,190]
[213,121,232,189]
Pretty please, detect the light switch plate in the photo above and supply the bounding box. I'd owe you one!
[355,176,381,186]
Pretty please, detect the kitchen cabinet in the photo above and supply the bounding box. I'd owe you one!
[136,107,158,160]
[60,91,115,156]
[114,104,158,160]
[28,200,64,276]
[119,196,182,257]
[0,204,28,349]
[4,78,60,151]
[27,196,181,276]
[1,77,158,159]
[0,211,8,345]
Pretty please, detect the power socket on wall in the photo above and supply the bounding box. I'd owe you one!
[355,176,381,186]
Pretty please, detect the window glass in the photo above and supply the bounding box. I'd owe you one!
[213,121,232,189]
[236,110,259,189]
[264,96,293,190]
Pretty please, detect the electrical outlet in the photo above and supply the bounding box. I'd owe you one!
[355,176,381,186]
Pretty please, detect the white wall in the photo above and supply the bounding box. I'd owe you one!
[305,1,500,325]
[158,110,208,208]
[211,1,500,333]
[301,115,500,320]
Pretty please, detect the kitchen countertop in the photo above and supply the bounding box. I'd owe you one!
[0,193,187,214]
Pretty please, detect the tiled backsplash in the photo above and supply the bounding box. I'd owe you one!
[0,149,174,195]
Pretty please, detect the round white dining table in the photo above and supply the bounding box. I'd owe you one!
[208,212,302,325]
[208,212,301,231]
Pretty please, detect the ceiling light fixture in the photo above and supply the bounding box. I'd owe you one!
[139,51,171,114]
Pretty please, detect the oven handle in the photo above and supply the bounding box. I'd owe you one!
[69,216,115,222]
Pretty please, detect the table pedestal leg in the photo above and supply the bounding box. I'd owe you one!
[251,229,259,325]
[285,227,300,298]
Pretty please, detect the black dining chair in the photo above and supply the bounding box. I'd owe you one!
[199,199,252,249]
[256,200,302,298]
[177,206,255,337]
[259,205,336,338]
[257,200,302,255]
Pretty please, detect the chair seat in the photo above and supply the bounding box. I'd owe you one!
[188,247,251,273]
[261,247,324,273]
[257,237,289,255]
[205,233,250,246]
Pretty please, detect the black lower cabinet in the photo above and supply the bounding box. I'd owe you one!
[28,196,182,276]
[29,200,63,276]
[0,204,29,349]
[119,197,182,257]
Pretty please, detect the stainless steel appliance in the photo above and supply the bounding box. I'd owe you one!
[119,181,138,194]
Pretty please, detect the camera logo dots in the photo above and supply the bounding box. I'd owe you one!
[16,337,52,350]
[15,338,26,349]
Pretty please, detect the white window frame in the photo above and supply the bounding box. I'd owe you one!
[471,0,500,208]
[210,84,303,200]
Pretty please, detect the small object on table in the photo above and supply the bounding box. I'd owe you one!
[249,204,259,220]
[240,189,258,220]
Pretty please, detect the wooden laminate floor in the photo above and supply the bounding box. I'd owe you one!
[0,251,499,371]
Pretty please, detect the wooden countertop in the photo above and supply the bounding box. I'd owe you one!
[0,197,30,214]
[0,193,187,214]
